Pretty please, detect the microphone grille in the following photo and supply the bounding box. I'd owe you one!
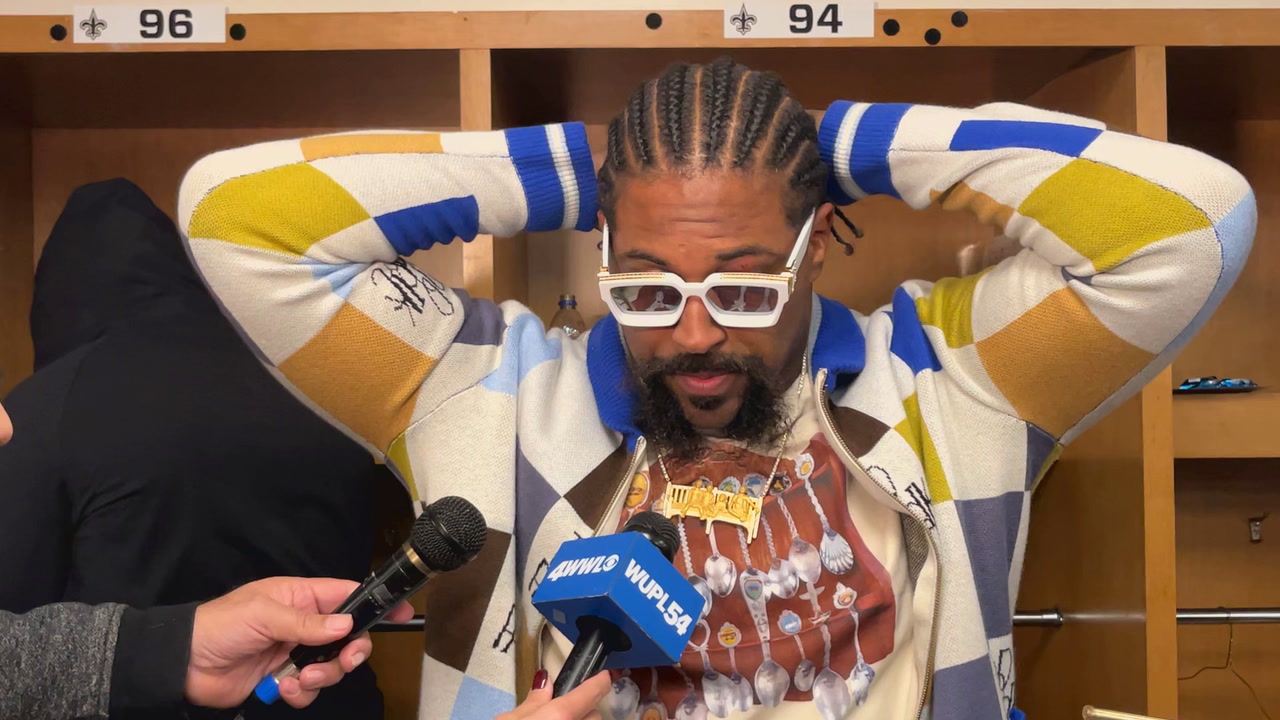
[411,496,488,571]
[624,510,680,561]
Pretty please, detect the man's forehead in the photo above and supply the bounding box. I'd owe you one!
[611,174,793,248]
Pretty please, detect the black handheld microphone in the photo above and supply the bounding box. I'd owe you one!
[249,496,487,706]
[550,511,683,697]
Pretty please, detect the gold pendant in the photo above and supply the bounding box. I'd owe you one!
[659,481,763,543]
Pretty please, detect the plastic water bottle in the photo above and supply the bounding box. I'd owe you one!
[550,294,587,338]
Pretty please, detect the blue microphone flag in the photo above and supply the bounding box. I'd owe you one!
[532,530,705,668]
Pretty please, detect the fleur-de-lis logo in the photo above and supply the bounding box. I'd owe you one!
[79,9,107,40]
[730,4,757,35]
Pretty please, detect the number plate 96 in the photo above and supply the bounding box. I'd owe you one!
[73,5,227,44]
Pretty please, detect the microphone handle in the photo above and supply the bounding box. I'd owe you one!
[290,543,432,668]
[552,616,631,697]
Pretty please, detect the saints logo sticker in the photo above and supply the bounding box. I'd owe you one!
[79,9,107,40]
[729,4,757,35]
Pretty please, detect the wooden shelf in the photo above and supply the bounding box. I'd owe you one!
[1175,389,1280,459]
[1,15,1277,720]
[1169,47,1280,461]
[1175,459,1280,719]
[5,9,1280,53]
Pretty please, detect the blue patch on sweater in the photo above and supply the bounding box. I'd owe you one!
[448,676,515,720]
[479,313,561,396]
[585,313,641,450]
[564,122,599,232]
[812,295,867,391]
[505,126,564,232]
[374,196,479,256]
[453,289,507,347]
[301,257,365,300]
[932,657,1006,720]
[851,103,912,199]
[950,120,1103,157]
[955,491,1024,639]
[818,100,858,206]
[514,440,560,582]
[890,287,942,375]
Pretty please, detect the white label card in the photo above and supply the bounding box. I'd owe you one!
[72,5,227,43]
[723,1,873,39]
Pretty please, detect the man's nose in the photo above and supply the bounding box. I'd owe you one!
[670,298,726,355]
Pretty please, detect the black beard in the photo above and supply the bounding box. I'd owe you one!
[631,353,789,463]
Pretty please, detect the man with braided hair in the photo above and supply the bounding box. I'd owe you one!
[177,57,1254,720]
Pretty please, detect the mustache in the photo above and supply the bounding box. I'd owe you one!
[631,353,760,380]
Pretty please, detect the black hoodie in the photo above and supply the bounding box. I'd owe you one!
[0,179,395,719]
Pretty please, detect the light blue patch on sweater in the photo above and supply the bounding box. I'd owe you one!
[480,313,562,396]
[301,257,365,300]
[449,676,516,720]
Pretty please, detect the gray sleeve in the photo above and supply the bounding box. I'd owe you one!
[0,602,125,720]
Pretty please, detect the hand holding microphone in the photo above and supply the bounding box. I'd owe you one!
[238,496,487,713]
[184,575,414,709]
[532,511,706,698]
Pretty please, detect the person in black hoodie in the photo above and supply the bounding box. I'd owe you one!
[0,178,399,719]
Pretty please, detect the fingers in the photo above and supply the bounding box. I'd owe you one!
[516,683,552,716]
[385,601,415,624]
[338,634,373,673]
[513,670,610,719]
[561,670,611,714]
[252,596,354,646]
[279,636,370,711]
[277,676,321,709]
[293,577,363,612]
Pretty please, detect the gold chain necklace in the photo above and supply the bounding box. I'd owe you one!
[656,354,808,543]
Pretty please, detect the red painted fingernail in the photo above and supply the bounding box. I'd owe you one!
[532,669,548,690]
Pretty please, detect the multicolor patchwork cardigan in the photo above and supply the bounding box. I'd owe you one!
[177,100,1254,719]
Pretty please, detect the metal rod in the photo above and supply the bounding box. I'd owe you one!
[1083,706,1165,720]
[1013,610,1065,627]
[374,608,1280,634]
[1012,608,1280,627]
[373,617,425,632]
[1178,608,1280,624]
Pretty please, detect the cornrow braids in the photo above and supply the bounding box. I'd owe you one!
[597,56,863,254]
[831,205,862,256]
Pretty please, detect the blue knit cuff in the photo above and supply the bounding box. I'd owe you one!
[505,123,597,234]
[818,100,858,206]
[818,100,912,202]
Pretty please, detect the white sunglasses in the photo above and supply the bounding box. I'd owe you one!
[597,211,816,329]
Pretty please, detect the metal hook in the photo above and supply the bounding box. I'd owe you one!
[1249,512,1269,543]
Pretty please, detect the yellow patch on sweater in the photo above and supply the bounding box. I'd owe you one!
[188,163,370,257]
[895,393,953,505]
[915,268,992,349]
[1018,158,1212,272]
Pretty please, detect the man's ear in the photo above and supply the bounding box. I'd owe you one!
[806,202,835,283]
[597,210,607,232]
